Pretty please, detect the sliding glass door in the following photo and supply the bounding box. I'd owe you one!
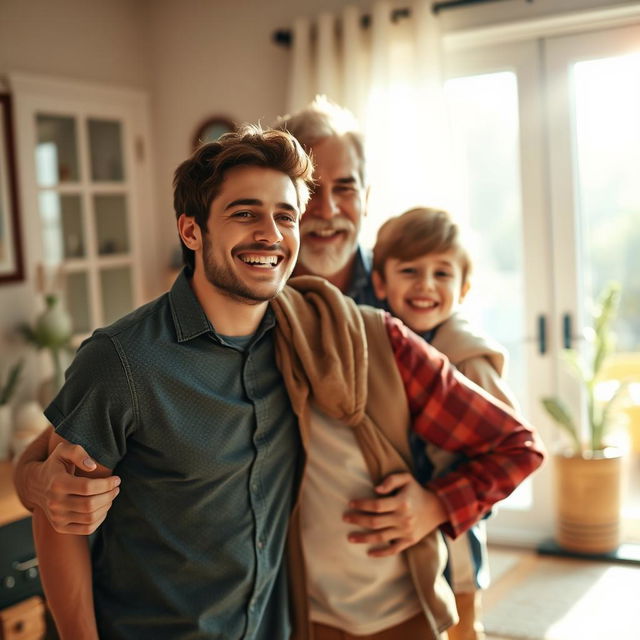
[444,21,640,545]
[545,23,640,542]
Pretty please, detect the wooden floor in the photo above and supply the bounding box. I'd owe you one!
[481,545,640,640]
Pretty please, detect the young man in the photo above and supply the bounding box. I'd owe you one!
[32,126,315,640]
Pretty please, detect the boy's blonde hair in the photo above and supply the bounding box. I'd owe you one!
[373,207,472,285]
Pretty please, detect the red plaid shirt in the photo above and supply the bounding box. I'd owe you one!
[385,313,545,538]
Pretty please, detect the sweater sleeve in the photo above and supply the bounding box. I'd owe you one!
[384,313,545,538]
[456,355,520,412]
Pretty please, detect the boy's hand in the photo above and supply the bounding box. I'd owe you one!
[343,472,448,557]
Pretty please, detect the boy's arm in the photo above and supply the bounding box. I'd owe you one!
[13,425,120,534]
[348,315,544,551]
[456,356,520,411]
[33,431,112,640]
[391,316,544,536]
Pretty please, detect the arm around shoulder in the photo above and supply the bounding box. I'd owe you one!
[13,425,120,534]
[33,431,114,640]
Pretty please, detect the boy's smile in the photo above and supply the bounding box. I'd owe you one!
[373,249,470,334]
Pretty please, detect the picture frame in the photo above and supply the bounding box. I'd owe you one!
[0,93,24,285]
[192,115,236,150]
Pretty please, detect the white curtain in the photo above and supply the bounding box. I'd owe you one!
[286,1,458,248]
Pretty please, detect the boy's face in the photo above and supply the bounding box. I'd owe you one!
[372,249,470,334]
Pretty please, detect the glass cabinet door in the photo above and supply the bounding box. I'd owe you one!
[35,110,137,337]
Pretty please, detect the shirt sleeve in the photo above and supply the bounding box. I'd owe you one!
[384,313,545,538]
[44,332,136,470]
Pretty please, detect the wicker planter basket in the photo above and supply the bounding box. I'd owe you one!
[554,447,623,554]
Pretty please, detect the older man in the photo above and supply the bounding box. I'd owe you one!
[275,97,378,305]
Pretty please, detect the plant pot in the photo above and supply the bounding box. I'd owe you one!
[554,447,623,554]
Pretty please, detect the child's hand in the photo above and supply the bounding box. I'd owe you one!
[343,472,447,557]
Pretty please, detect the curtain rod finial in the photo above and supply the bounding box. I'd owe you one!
[273,29,292,47]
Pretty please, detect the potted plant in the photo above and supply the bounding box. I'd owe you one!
[542,282,628,554]
[0,359,24,460]
[20,293,73,406]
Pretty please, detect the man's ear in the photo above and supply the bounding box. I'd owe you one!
[177,214,202,251]
[371,270,387,301]
[459,280,471,303]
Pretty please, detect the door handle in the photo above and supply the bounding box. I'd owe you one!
[537,314,547,355]
[562,313,572,349]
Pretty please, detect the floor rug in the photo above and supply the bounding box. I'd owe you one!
[482,552,640,640]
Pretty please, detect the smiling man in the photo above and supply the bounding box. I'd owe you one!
[275,97,378,305]
[31,127,314,640]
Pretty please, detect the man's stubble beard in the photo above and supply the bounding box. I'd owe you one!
[202,235,292,305]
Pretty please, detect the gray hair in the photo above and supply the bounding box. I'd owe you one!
[274,96,367,185]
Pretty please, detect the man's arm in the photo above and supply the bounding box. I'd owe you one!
[13,425,120,534]
[33,431,112,640]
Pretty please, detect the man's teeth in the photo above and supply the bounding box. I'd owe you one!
[240,254,278,267]
[410,300,437,309]
[312,229,339,237]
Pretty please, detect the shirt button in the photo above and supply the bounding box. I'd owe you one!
[251,482,258,492]
[257,540,264,550]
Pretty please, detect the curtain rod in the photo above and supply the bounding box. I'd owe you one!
[272,0,531,46]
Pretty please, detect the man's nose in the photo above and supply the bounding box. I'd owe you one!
[254,217,283,244]
[307,189,339,220]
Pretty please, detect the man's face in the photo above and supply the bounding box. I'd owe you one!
[372,250,470,334]
[201,165,301,304]
[298,135,367,278]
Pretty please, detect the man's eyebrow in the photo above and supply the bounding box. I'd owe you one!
[224,198,298,213]
[224,198,262,211]
[334,176,357,186]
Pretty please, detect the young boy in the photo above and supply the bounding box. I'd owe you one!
[372,207,520,640]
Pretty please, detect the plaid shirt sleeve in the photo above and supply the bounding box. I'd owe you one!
[384,313,545,538]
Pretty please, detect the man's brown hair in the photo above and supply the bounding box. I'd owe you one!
[373,207,472,284]
[173,125,314,270]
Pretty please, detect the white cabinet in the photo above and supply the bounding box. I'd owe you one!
[10,73,159,338]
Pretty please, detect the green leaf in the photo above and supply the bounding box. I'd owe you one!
[0,359,24,405]
[560,349,589,383]
[541,396,582,453]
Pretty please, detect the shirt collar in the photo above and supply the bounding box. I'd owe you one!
[346,245,373,300]
[169,267,276,344]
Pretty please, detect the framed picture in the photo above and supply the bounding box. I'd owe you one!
[0,94,24,284]
[192,115,236,149]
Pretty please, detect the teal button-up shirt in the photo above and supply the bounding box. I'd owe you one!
[46,270,300,639]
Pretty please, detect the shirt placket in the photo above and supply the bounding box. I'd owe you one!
[241,347,270,637]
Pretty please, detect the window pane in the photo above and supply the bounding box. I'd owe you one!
[88,119,125,182]
[39,193,85,263]
[94,194,129,255]
[573,53,640,350]
[36,115,79,185]
[445,73,526,401]
[66,271,91,334]
[445,72,530,509]
[100,266,133,325]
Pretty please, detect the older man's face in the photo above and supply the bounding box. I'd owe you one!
[298,136,367,278]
